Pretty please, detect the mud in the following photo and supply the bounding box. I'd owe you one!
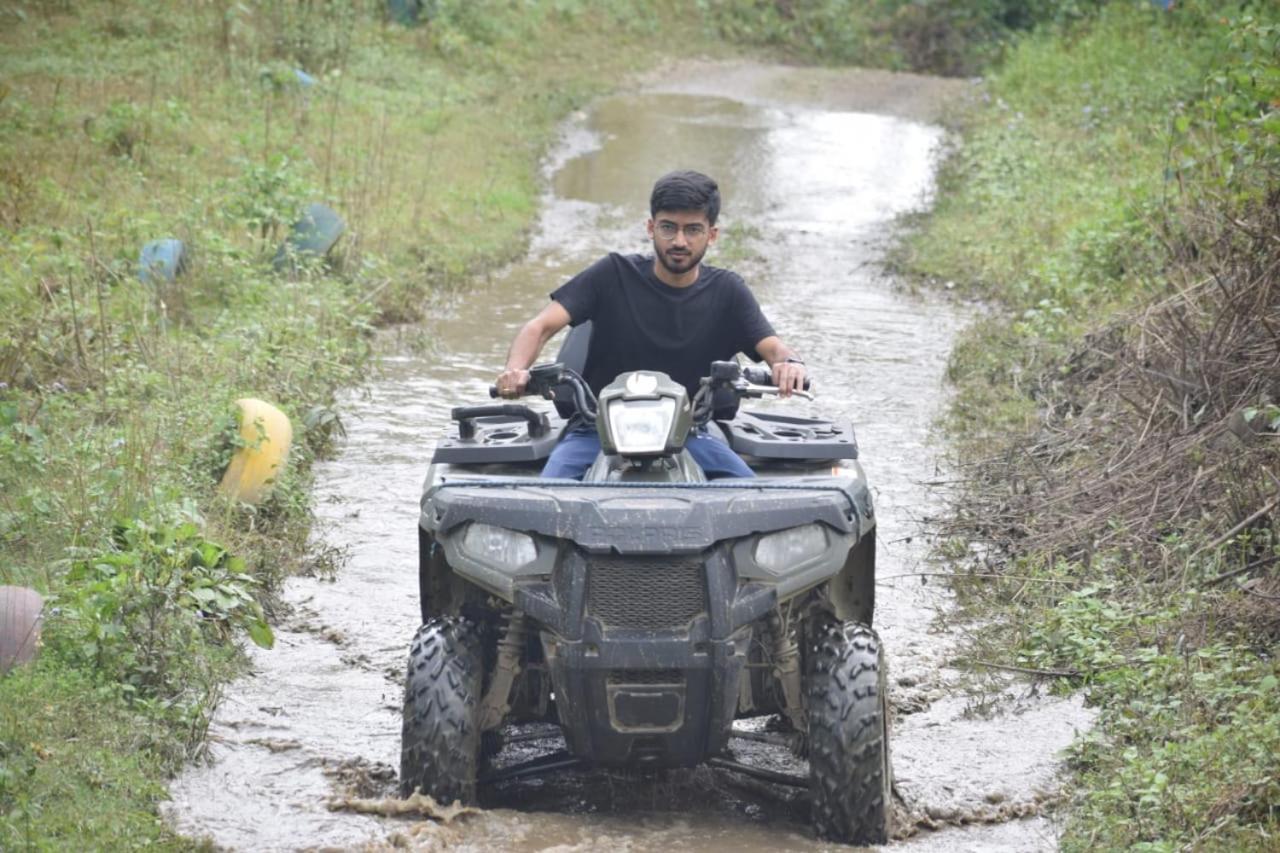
[167,64,1094,851]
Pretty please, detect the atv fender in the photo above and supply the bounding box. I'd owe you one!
[828,528,876,627]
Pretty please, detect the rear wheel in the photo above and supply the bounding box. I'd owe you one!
[399,616,484,803]
[806,618,891,845]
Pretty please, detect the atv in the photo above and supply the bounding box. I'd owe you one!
[400,324,889,844]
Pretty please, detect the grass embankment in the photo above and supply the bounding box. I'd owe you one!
[698,0,1108,75]
[0,2,714,846]
[898,3,1279,848]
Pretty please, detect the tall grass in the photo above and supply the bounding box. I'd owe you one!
[696,0,1108,74]
[0,1,704,846]
[901,2,1280,846]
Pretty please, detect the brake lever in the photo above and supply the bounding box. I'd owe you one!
[742,382,814,401]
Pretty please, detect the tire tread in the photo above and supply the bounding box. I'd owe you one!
[807,617,891,844]
[399,616,483,803]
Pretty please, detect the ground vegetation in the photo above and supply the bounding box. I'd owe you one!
[4,0,1275,847]
[698,0,1108,75]
[0,1,718,846]
[898,2,1280,847]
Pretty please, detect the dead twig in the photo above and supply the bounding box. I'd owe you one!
[961,659,1083,679]
[1201,553,1280,587]
[876,571,1075,584]
[1189,495,1280,563]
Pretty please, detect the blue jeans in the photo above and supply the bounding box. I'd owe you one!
[541,424,753,480]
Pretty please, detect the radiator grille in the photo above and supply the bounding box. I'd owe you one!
[608,669,684,685]
[587,554,707,631]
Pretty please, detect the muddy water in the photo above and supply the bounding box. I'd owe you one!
[168,63,1093,851]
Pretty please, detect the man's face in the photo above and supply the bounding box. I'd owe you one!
[647,209,717,276]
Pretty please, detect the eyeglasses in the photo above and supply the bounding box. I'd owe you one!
[654,221,708,241]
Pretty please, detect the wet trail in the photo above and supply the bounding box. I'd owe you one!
[168,63,1093,851]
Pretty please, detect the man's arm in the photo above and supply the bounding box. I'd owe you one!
[755,335,807,397]
[496,301,572,398]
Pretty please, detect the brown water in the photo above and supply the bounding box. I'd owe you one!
[167,63,1093,851]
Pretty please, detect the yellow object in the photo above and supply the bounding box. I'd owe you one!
[218,398,293,504]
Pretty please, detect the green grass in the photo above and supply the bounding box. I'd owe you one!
[0,1,722,846]
[0,666,192,850]
[897,4,1230,441]
[695,0,1106,74]
[5,0,1273,846]
[902,2,1280,847]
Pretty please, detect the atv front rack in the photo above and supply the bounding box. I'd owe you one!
[430,476,866,517]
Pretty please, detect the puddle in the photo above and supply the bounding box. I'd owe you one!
[167,62,1094,851]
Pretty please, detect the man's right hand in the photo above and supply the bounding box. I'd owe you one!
[497,302,572,399]
[495,367,531,398]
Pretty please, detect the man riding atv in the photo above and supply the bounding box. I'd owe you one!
[403,169,890,846]
[495,170,808,478]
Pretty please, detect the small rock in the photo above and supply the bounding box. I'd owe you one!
[925,804,958,822]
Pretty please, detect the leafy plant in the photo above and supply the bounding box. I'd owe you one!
[228,153,313,243]
[1172,12,1280,203]
[51,504,273,706]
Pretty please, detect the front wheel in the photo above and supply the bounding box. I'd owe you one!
[806,619,892,845]
[399,616,484,803]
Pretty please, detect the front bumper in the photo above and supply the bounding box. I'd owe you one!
[423,478,875,767]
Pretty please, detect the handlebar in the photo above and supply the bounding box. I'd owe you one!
[491,363,599,421]
[742,364,812,392]
[487,361,809,425]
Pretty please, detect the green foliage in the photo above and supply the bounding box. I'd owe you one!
[695,0,1107,74]
[1171,12,1280,203]
[900,3,1240,433]
[903,1,1280,847]
[1011,586,1280,850]
[228,153,313,242]
[51,505,273,703]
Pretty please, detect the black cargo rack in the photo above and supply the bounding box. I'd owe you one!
[719,411,858,461]
[432,404,565,464]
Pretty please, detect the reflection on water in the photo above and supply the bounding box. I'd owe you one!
[167,65,1091,852]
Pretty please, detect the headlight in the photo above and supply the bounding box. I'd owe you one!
[607,398,677,454]
[754,524,828,573]
[461,523,536,569]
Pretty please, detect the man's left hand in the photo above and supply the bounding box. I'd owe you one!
[771,360,806,397]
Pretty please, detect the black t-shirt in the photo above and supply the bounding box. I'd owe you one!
[551,253,776,398]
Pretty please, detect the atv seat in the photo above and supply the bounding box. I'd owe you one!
[551,321,592,419]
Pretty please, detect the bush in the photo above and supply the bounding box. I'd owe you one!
[49,505,273,712]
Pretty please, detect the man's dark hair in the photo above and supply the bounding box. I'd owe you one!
[649,170,720,225]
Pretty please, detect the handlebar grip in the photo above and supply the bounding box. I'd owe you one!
[489,385,500,398]
[744,365,812,390]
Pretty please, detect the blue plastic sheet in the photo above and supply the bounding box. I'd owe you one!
[137,238,187,284]
[387,0,423,26]
[272,203,345,273]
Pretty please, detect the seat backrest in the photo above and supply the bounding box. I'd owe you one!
[552,321,592,418]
